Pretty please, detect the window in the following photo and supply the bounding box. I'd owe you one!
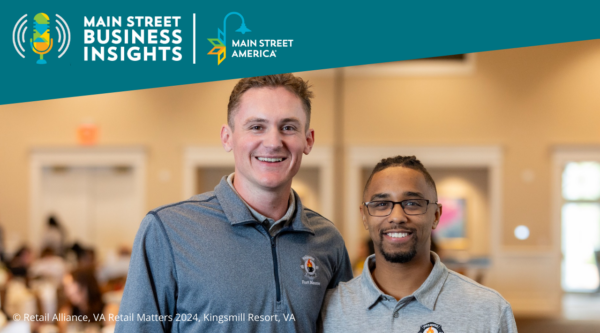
[561,162,600,292]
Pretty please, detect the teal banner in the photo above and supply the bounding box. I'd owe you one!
[1,0,599,105]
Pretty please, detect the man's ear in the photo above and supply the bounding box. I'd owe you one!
[432,203,443,230]
[220,124,233,152]
[359,205,368,230]
[303,128,315,155]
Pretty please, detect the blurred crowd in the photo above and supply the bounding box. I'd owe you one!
[0,216,130,333]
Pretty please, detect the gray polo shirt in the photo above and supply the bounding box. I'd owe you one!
[116,177,353,333]
[320,253,517,333]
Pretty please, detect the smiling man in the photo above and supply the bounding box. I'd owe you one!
[116,74,352,333]
[320,156,517,333]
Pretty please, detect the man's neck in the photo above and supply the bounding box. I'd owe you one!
[371,250,433,301]
[233,176,291,221]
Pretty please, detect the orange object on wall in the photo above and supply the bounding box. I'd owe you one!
[77,123,98,145]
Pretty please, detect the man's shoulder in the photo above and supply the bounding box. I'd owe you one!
[143,191,224,227]
[151,191,219,213]
[320,274,366,327]
[324,274,365,304]
[302,208,337,230]
[443,269,511,308]
[302,207,333,225]
[302,208,345,240]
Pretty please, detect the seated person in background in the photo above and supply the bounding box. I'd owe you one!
[320,156,517,333]
[67,243,96,270]
[3,263,37,323]
[42,216,66,257]
[8,246,33,277]
[29,247,67,286]
[77,249,96,270]
[29,247,68,320]
[59,268,104,333]
[3,246,36,319]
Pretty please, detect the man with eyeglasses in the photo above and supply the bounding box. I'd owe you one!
[319,156,517,333]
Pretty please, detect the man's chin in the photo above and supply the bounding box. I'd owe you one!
[380,248,417,264]
[255,176,292,191]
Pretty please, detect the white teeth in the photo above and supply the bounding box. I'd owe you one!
[257,157,283,163]
[387,232,408,238]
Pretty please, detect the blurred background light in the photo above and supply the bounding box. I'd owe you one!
[515,225,530,240]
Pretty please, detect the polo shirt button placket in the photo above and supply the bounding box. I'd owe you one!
[393,312,399,318]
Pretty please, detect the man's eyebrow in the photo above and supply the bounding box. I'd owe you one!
[279,117,301,125]
[369,191,425,201]
[404,191,425,198]
[370,193,390,201]
[242,118,268,126]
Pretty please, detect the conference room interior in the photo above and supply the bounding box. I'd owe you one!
[1,39,600,332]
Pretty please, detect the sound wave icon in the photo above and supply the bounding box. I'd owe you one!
[12,13,71,60]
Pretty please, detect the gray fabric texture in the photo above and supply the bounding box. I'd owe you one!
[320,253,517,333]
[115,177,353,333]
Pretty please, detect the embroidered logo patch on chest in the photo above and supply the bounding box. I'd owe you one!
[418,322,444,333]
[300,255,319,280]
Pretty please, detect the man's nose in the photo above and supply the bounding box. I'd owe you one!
[389,203,407,223]
[263,128,283,149]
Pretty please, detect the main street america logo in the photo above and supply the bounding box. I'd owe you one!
[12,13,71,64]
[207,12,250,65]
[207,12,294,65]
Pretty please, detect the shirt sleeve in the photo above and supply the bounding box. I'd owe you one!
[115,213,178,333]
[327,244,353,289]
[498,303,518,333]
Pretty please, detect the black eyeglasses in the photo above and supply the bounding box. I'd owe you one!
[363,199,438,217]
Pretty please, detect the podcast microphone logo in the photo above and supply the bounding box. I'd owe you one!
[31,13,52,64]
[12,13,71,64]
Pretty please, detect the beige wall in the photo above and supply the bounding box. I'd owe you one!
[345,40,600,250]
[2,39,600,257]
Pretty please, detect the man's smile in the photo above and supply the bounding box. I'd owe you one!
[386,232,409,238]
[381,228,415,243]
[256,156,287,163]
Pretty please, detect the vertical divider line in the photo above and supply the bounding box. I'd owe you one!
[193,13,196,64]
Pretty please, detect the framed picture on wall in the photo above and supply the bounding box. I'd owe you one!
[433,197,468,249]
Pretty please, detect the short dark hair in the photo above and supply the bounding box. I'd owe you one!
[363,155,437,200]
[227,74,313,130]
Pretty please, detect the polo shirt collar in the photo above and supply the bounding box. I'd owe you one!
[287,195,314,235]
[360,252,449,311]
[412,251,448,310]
[214,176,314,235]
[360,254,386,309]
[214,177,257,225]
